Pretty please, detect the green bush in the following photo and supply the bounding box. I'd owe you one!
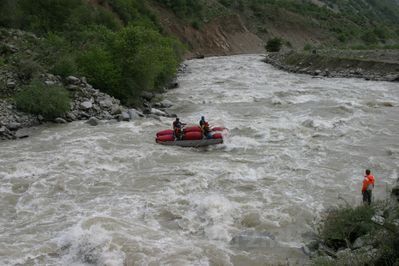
[15,81,71,119]
[15,59,42,81]
[319,205,376,250]
[51,56,78,78]
[265,38,283,52]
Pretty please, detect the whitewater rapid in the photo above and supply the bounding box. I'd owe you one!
[1,55,398,265]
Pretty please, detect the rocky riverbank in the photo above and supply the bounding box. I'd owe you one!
[0,73,181,141]
[264,51,399,82]
[305,181,399,265]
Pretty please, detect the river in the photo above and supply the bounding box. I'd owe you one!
[1,54,398,265]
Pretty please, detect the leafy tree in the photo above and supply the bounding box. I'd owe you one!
[265,38,283,52]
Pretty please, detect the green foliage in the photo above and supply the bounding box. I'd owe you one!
[15,81,71,119]
[0,0,185,106]
[155,0,204,19]
[304,43,313,51]
[265,38,283,52]
[77,46,121,96]
[51,57,78,78]
[78,25,182,105]
[319,204,376,249]
[15,59,42,81]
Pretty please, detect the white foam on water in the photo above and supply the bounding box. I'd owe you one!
[1,54,399,264]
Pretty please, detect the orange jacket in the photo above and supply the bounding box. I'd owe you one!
[362,175,375,192]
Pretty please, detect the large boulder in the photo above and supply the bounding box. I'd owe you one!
[80,101,93,110]
[86,117,99,126]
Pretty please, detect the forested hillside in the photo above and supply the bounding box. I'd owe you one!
[0,0,183,106]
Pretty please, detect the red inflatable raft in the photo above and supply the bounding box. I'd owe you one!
[155,125,226,147]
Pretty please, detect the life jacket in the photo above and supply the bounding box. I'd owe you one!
[362,175,374,192]
[201,121,210,133]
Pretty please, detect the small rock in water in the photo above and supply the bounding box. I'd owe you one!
[15,128,30,139]
[86,117,99,126]
[118,112,130,122]
[128,109,142,120]
[151,108,167,117]
[55,118,67,124]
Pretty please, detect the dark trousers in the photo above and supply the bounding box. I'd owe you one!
[362,190,372,205]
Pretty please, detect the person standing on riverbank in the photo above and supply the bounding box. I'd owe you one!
[362,169,375,205]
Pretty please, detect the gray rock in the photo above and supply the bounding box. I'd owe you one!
[151,108,167,117]
[99,99,113,108]
[15,128,30,139]
[55,118,67,124]
[78,111,90,119]
[141,91,154,101]
[44,80,56,86]
[66,85,79,91]
[314,70,322,76]
[118,112,131,122]
[65,112,77,121]
[80,101,93,110]
[352,237,365,249]
[66,76,80,85]
[371,215,385,225]
[37,115,44,121]
[159,99,174,108]
[86,117,99,126]
[128,109,142,120]
[110,105,122,115]
[6,80,16,88]
[7,122,21,130]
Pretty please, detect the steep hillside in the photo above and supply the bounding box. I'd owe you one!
[149,0,399,51]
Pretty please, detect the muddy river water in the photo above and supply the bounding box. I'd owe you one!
[1,55,399,265]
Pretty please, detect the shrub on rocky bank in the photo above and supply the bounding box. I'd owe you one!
[311,197,399,265]
[15,81,71,119]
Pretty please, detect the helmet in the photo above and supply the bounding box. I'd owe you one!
[201,116,205,120]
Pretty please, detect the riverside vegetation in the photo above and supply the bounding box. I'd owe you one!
[0,0,184,111]
[310,190,399,265]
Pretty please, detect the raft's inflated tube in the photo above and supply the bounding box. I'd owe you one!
[156,129,174,137]
[183,131,203,140]
[212,133,223,139]
[183,126,202,133]
[212,127,227,132]
[156,135,175,142]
